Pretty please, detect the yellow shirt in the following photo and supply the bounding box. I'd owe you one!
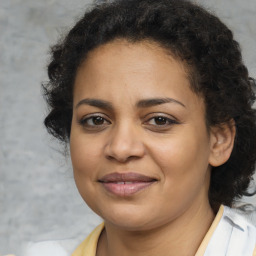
[72,205,256,256]
[72,223,104,256]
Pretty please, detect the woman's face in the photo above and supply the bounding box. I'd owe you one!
[70,40,215,231]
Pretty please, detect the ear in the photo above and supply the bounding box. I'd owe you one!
[208,119,236,167]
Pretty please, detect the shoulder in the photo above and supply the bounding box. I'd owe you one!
[72,223,105,256]
[222,205,256,239]
[223,205,256,225]
[23,223,104,256]
[205,205,256,256]
[223,206,256,255]
[24,239,77,256]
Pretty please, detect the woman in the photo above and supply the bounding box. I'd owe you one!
[43,0,256,255]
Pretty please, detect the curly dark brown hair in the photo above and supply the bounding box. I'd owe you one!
[43,0,256,208]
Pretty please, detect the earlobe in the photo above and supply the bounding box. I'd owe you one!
[209,120,236,167]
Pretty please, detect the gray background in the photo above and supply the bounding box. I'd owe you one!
[1,0,256,255]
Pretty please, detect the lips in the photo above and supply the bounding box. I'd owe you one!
[98,172,157,197]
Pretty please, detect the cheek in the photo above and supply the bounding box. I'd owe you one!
[70,132,102,206]
[71,143,99,175]
[70,127,101,179]
[150,135,211,209]
[148,130,211,178]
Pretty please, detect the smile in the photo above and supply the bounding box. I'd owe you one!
[98,172,157,197]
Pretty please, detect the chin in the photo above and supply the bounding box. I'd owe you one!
[99,206,164,232]
[94,204,145,228]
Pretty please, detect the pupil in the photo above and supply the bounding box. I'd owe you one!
[93,116,104,125]
[155,117,166,125]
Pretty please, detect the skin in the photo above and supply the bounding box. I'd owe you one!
[70,40,235,256]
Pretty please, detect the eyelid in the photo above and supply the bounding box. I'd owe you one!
[143,112,179,123]
[79,112,110,120]
[77,112,179,131]
[78,113,111,126]
[142,113,180,131]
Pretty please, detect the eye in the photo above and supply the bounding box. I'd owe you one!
[143,114,179,132]
[148,116,170,125]
[147,116,177,126]
[79,114,111,130]
[87,116,106,125]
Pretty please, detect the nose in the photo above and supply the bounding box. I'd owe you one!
[104,123,146,163]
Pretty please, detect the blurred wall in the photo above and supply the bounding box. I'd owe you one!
[0,0,255,255]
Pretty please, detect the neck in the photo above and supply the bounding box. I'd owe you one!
[97,201,215,256]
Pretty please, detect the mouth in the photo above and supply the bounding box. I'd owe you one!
[98,172,158,197]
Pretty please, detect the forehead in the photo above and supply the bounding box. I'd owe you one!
[73,39,204,112]
[80,39,186,76]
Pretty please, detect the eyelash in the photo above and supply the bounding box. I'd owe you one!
[79,114,111,130]
[78,113,179,131]
[146,116,178,126]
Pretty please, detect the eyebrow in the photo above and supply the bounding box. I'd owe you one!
[75,98,113,110]
[136,97,186,108]
[75,97,186,110]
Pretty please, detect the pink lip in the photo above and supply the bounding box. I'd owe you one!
[98,172,157,197]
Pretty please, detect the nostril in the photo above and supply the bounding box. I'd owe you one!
[104,128,146,162]
[106,154,140,163]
